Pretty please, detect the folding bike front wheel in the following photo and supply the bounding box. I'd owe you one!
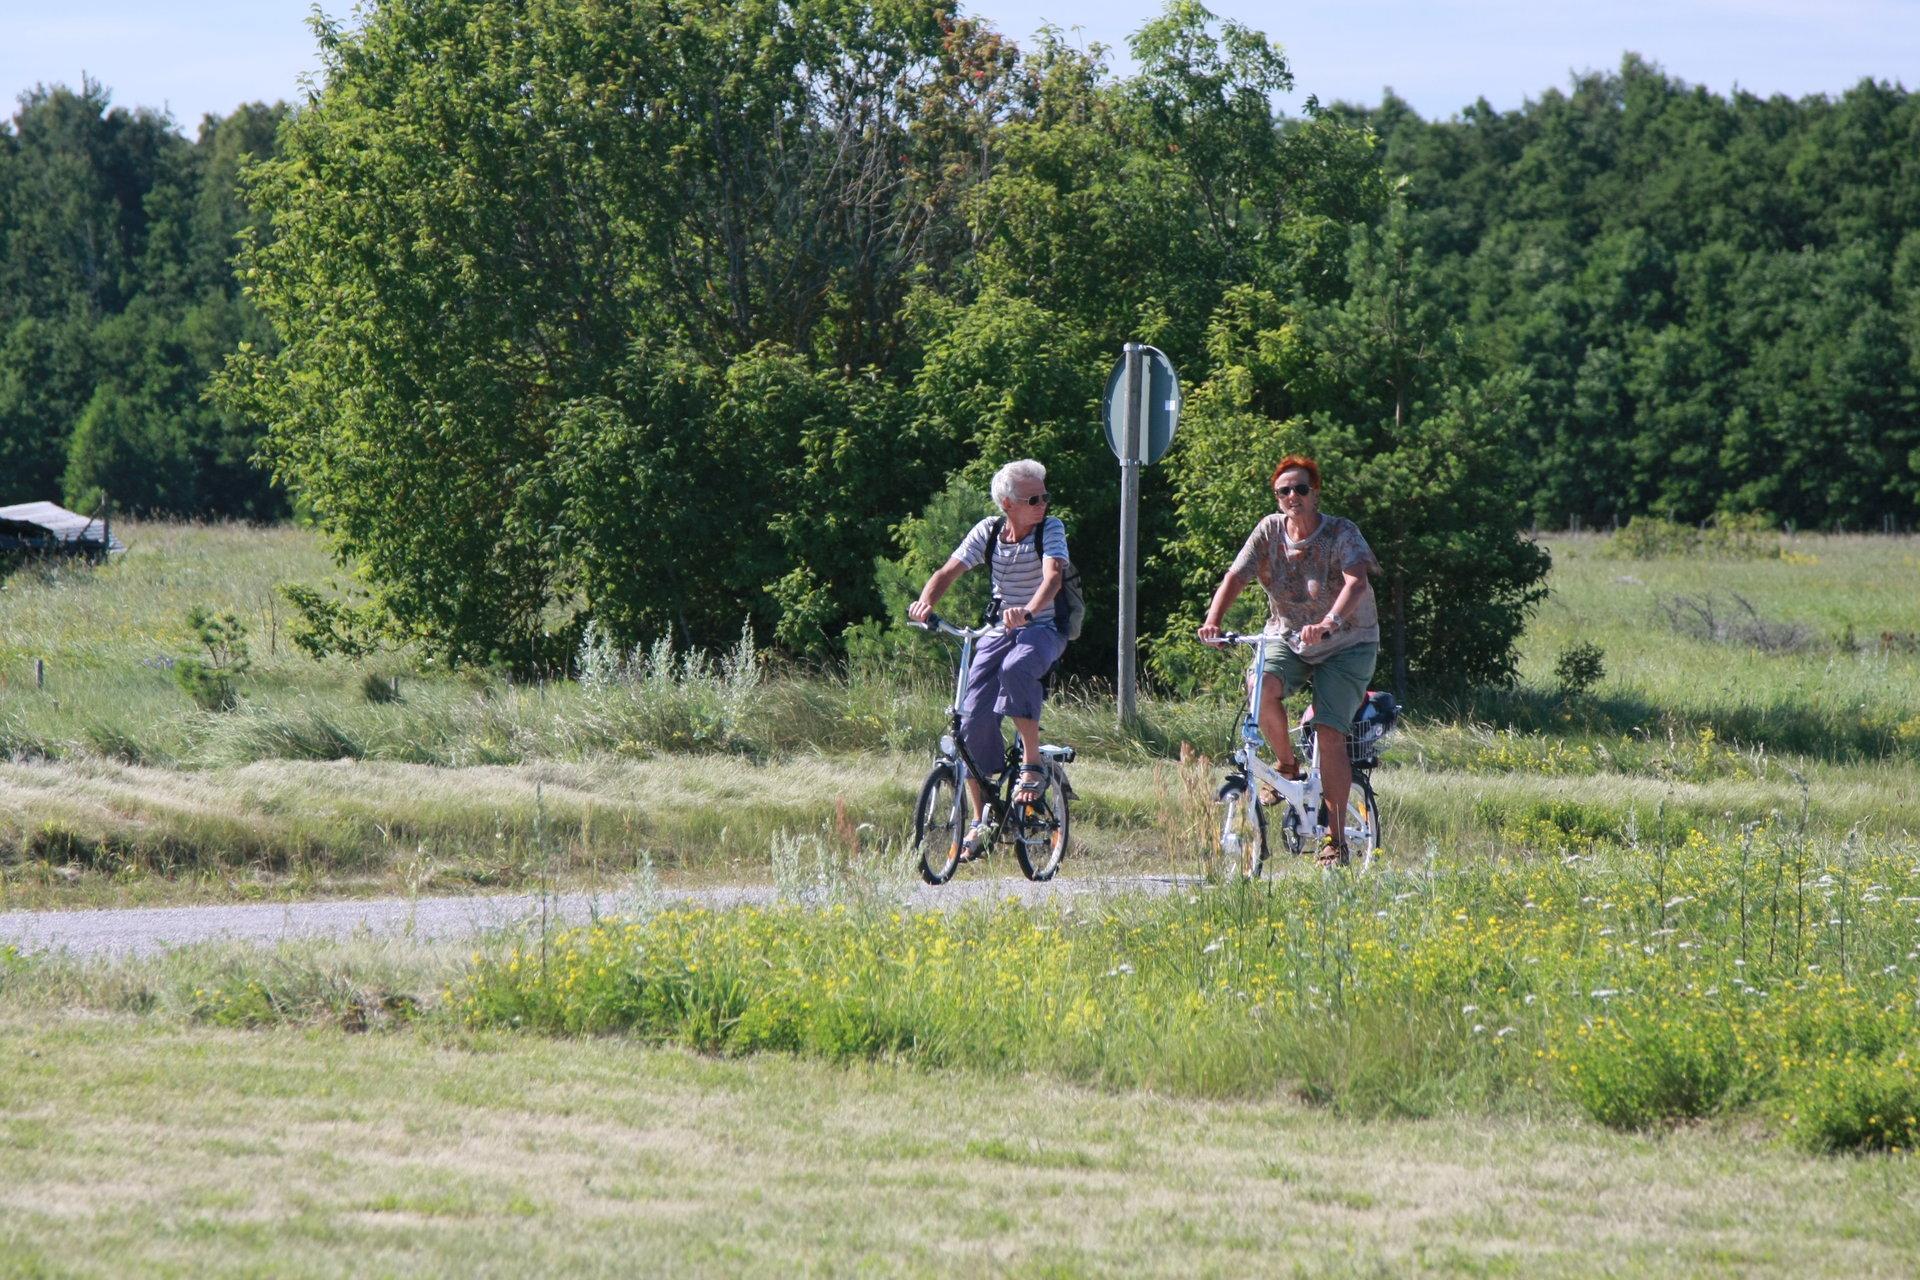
[1215,779,1269,880]
[914,760,967,885]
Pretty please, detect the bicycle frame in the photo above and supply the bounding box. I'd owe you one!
[914,614,1019,819]
[1215,631,1325,842]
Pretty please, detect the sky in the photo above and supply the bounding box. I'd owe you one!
[4,0,1917,132]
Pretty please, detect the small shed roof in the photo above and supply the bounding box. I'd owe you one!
[0,502,126,555]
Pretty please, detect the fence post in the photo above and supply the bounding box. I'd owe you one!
[35,658,45,690]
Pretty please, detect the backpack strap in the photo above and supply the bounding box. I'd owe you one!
[985,516,1007,623]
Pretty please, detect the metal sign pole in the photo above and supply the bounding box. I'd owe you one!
[1117,342,1142,726]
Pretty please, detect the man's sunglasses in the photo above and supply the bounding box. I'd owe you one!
[1274,484,1313,497]
[1016,492,1050,506]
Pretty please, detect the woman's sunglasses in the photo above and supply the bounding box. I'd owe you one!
[1274,484,1313,498]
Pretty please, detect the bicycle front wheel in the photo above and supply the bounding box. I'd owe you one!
[914,761,967,885]
[1013,770,1069,881]
[1216,780,1268,880]
[1344,776,1382,870]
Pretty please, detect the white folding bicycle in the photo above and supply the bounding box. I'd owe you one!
[1205,631,1396,877]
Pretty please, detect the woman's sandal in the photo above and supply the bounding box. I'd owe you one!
[1013,763,1049,807]
[1316,834,1351,868]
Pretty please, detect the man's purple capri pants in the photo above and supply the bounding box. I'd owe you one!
[959,622,1065,776]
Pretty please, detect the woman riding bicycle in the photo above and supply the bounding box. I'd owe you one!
[908,459,1067,861]
[1196,454,1380,866]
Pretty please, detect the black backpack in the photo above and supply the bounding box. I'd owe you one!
[989,515,1085,642]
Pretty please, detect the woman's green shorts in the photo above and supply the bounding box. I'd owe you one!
[1261,641,1380,735]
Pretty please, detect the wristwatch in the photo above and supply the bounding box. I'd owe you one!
[1324,611,1346,633]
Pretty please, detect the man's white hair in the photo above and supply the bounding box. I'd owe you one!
[991,459,1047,507]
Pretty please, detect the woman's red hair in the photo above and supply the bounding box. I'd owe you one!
[1270,454,1320,490]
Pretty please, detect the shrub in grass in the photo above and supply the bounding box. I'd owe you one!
[572,628,764,755]
[1553,641,1605,697]
[178,950,428,1030]
[1559,1001,1746,1129]
[1606,513,1780,561]
[175,657,238,712]
[175,607,252,711]
[1778,1050,1920,1153]
[196,703,366,763]
[362,671,402,703]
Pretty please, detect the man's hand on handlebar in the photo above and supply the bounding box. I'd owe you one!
[907,599,935,624]
[1195,620,1225,645]
[1003,605,1031,630]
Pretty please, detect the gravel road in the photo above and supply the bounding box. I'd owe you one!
[0,875,1195,959]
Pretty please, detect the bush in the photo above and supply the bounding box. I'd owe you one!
[1553,641,1606,696]
[1778,1051,1920,1153]
[173,606,251,711]
[1559,1002,1745,1129]
[572,623,765,755]
[361,671,402,704]
[853,473,998,683]
[1605,513,1780,561]
[173,657,237,712]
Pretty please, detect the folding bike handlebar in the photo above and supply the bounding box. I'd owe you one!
[905,613,998,642]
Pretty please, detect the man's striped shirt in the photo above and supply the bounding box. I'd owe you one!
[953,516,1070,624]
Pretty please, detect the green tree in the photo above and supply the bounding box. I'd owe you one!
[218,0,985,666]
[1150,212,1549,697]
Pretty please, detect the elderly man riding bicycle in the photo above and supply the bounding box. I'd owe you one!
[909,459,1068,861]
[1197,453,1381,867]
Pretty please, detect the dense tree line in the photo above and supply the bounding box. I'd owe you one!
[7,4,1916,688]
[0,81,288,518]
[1349,55,1920,530]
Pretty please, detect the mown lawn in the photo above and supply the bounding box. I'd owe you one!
[2,1010,1916,1278]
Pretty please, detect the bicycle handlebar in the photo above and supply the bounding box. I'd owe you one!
[1202,629,1302,649]
[906,612,997,641]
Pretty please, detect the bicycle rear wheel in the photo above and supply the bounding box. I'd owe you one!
[1013,769,1069,881]
[1344,776,1381,871]
[914,761,967,885]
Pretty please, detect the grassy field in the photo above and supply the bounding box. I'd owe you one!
[4,523,1919,905]
[3,1007,1916,1278]
[6,522,1920,1272]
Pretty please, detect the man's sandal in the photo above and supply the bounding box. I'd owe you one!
[1316,834,1351,868]
[1013,764,1049,807]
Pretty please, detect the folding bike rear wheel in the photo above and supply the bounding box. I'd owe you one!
[1013,769,1070,882]
[1344,775,1382,871]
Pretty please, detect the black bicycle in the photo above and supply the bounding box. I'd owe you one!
[907,613,1075,884]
